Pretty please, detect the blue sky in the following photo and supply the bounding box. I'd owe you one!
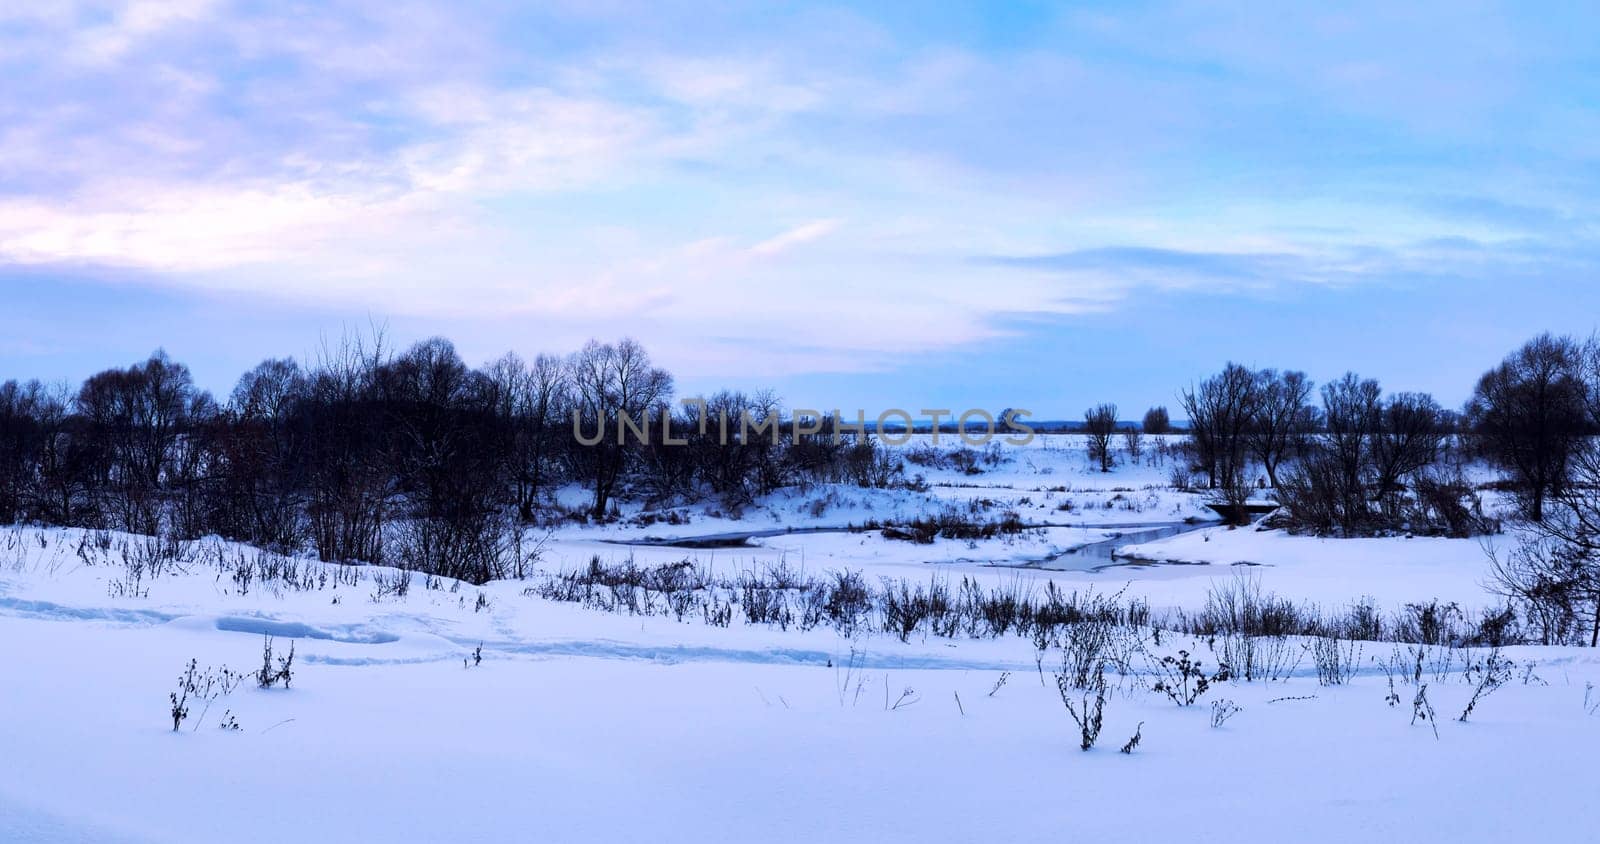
[1,1,1597,416]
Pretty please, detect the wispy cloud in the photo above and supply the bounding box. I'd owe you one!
[3,1,1599,380]
[749,220,841,257]
[73,0,220,65]
[986,247,1313,288]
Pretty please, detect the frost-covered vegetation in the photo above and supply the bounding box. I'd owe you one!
[3,520,1599,843]
[6,331,1600,842]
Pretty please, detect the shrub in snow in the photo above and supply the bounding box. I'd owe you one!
[1308,635,1362,686]
[1458,649,1512,722]
[1411,684,1439,739]
[1167,462,1195,492]
[1119,722,1143,754]
[833,648,870,708]
[1150,649,1227,707]
[1059,619,1118,690]
[169,659,243,732]
[1210,699,1242,728]
[256,635,295,689]
[1211,631,1300,683]
[886,686,919,710]
[370,569,413,602]
[874,507,1028,545]
[1190,574,1303,638]
[987,672,1010,697]
[1055,662,1107,751]
[881,577,953,642]
[1395,600,1465,647]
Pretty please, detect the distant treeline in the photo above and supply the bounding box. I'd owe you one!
[0,334,942,580]
[1,330,1596,578]
[1149,333,1600,536]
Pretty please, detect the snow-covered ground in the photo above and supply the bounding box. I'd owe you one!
[2,436,1593,843]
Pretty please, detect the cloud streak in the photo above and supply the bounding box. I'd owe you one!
[2,1,1598,381]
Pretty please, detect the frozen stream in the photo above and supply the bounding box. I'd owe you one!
[604,519,1221,572]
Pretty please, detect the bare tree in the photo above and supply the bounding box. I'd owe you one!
[1275,372,1382,535]
[1491,441,1600,645]
[1321,372,1381,517]
[1582,335,1600,427]
[485,352,571,521]
[484,352,531,509]
[1142,406,1171,436]
[1180,364,1259,490]
[1084,404,1118,472]
[220,358,309,550]
[1122,423,1144,463]
[526,353,570,505]
[304,328,391,564]
[381,338,510,582]
[1247,369,1314,489]
[1371,392,1444,516]
[21,382,81,526]
[1467,333,1589,522]
[75,351,201,534]
[0,380,47,523]
[568,339,673,519]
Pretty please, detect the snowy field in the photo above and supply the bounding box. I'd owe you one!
[3,436,1596,843]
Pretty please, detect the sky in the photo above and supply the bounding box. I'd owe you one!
[1,1,1598,417]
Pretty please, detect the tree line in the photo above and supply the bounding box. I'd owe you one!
[0,334,908,581]
[1091,332,1600,645]
[1144,333,1598,537]
[2,330,1597,584]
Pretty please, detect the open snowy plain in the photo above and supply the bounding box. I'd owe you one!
[4,436,1596,842]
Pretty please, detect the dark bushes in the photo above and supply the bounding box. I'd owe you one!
[528,555,1148,644]
[528,556,1529,649]
[875,508,1028,543]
